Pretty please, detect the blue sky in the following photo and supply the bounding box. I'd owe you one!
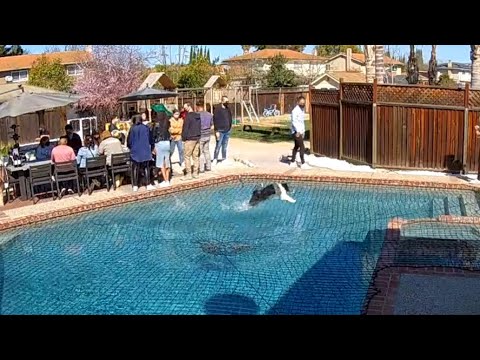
[22,45,472,63]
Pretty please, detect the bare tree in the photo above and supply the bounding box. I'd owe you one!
[364,45,375,83]
[427,45,437,85]
[471,45,480,90]
[44,45,62,53]
[375,45,385,84]
[406,45,419,84]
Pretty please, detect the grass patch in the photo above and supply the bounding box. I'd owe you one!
[230,121,311,143]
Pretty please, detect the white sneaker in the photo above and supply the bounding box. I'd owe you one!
[132,186,139,192]
[301,163,312,170]
[153,180,159,186]
[146,185,156,191]
[159,181,168,188]
[212,159,218,166]
[290,161,298,168]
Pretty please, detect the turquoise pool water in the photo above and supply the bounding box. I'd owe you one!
[0,180,478,314]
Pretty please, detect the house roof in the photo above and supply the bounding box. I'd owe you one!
[204,75,227,88]
[326,52,404,66]
[223,49,326,63]
[437,62,471,72]
[0,83,66,103]
[311,71,366,86]
[139,72,176,90]
[0,51,90,72]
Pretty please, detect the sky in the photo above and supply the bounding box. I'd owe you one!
[21,45,472,64]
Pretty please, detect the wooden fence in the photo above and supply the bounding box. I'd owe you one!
[310,81,480,174]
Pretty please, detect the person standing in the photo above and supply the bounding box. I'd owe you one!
[169,109,184,167]
[127,115,155,192]
[152,112,172,187]
[197,101,214,172]
[181,102,201,180]
[212,96,232,165]
[290,96,311,170]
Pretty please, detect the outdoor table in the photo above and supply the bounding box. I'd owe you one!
[6,160,52,200]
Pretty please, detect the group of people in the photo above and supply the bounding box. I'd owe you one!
[32,95,234,194]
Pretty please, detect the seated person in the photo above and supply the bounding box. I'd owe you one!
[51,137,77,198]
[77,135,98,168]
[35,136,52,161]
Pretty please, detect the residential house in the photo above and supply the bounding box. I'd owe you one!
[311,49,405,89]
[324,48,404,75]
[0,50,91,85]
[222,49,327,85]
[436,61,471,85]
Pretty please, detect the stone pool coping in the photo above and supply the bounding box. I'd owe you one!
[1,172,480,233]
[363,215,480,315]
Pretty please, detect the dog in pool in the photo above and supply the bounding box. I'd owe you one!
[249,183,296,206]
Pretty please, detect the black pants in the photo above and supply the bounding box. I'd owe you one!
[292,133,305,164]
[132,160,150,187]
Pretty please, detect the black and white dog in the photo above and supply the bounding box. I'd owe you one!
[249,183,296,206]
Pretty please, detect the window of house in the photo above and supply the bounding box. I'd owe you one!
[66,64,84,76]
[11,70,28,82]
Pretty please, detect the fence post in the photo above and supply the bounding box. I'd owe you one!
[279,87,284,115]
[339,79,344,159]
[371,79,378,168]
[309,85,314,154]
[463,83,470,174]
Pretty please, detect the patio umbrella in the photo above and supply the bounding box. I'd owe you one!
[0,91,84,119]
[118,87,178,101]
[119,87,178,121]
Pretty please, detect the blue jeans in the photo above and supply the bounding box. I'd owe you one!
[213,130,230,161]
[170,140,184,164]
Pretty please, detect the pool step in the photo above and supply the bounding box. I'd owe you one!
[431,196,469,218]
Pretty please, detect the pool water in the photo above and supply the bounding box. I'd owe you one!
[0,180,479,315]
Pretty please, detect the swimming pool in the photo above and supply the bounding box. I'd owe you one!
[1,180,479,315]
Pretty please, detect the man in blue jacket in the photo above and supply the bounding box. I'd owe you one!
[127,114,155,191]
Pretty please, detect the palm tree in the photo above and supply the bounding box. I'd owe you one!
[364,45,375,83]
[241,45,251,54]
[406,45,419,84]
[471,45,480,89]
[427,45,437,85]
[375,45,385,84]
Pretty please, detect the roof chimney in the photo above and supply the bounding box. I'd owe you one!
[346,48,352,71]
[85,45,93,53]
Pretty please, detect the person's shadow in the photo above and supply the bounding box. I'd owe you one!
[204,294,259,315]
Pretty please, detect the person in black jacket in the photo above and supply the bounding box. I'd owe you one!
[181,102,201,180]
[152,112,172,187]
[212,96,233,165]
[65,124,83,155]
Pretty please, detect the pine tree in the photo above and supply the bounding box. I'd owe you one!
[207,48,211,63]
[189,46,194,64]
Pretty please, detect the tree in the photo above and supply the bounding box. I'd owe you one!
[406,45,419,84]
[428,45,437,85]
[263,54,297,88]
[177,57,214,88]
[471,45,480,90]
[45,45,62,53]
[252,45,306,52]
[437,74,456,87]
[314,45,363,57]
[241,45,251,54]
[375,45,385,84]
[364,45,375,83]
[0,45,25,57]
[28,55,74,92]
[74,45,147,122]
[415,48,428,71]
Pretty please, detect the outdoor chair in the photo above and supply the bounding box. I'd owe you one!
[29,163,55,204]
[53,160,81,199]
[2,167,20,203]
[83,156,109,195]
[110,152,132,190]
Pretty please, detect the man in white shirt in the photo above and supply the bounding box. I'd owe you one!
[290,96,311,169]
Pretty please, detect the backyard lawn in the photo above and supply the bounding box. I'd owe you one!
[230,114,311,143]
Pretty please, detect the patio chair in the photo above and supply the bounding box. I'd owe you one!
[2,167,20,203]
[83,155,109,195]
[29,163,55,204]
[110,152,132,190]
[53,160,81,199]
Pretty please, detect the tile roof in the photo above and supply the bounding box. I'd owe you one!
[223,49,326,62]
[0,51,90,72]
